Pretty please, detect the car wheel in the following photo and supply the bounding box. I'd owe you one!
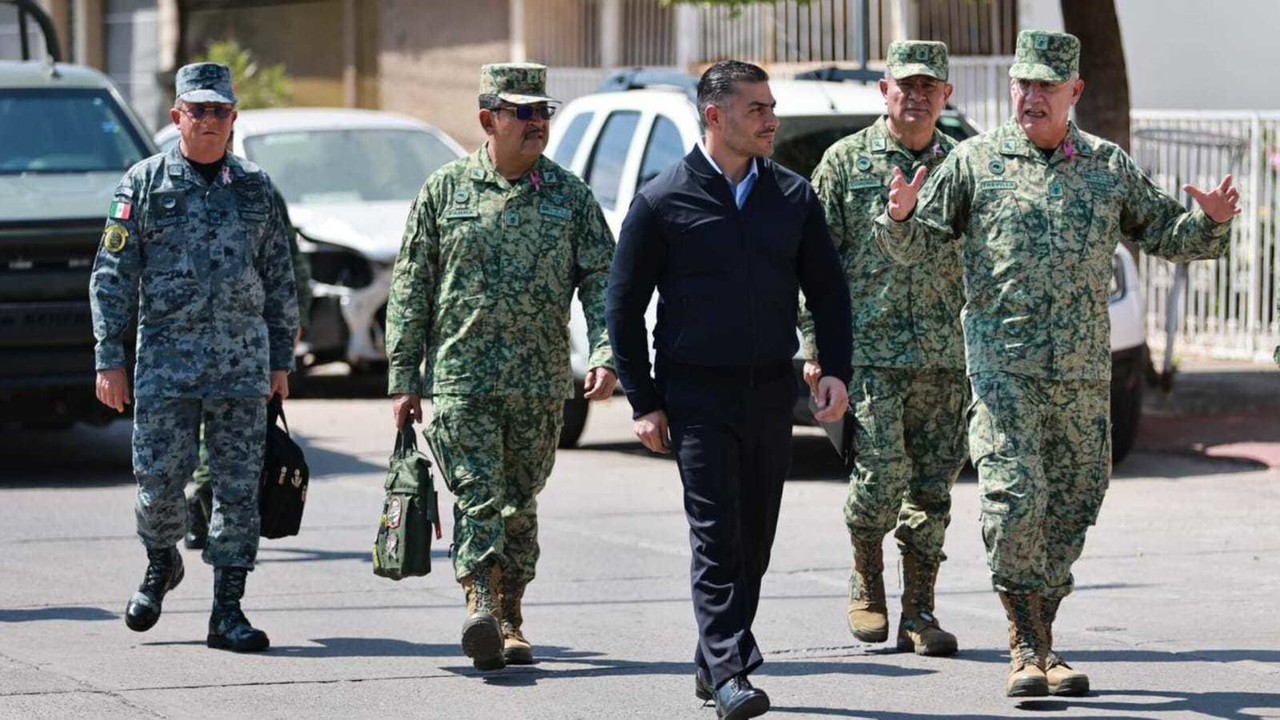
[559,382,589,449]
[1110,352,1145,464]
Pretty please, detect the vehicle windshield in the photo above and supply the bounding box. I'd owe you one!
[0,88,150,174]
[772,111,980,179]
[243,128,457,204]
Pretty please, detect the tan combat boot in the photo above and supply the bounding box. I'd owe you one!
[460,563,504,671]
[997,592,1049,697]
[497,570,534,665]
[1041,595,1089,696]
[847,539,889,642]
[896,554,958,656]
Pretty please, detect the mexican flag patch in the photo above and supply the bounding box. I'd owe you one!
[108,200,132,221]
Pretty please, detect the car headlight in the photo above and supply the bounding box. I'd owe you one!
[1109,253,1125,304]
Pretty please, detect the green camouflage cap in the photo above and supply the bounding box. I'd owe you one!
[175,62,237,105]
[886,40,949,81]
[1009,30,1080,83]
[479,62,558,105]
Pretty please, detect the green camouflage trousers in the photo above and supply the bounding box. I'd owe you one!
[968,373,1111,599]
[133,396,266,568]
[845,367,969,562]
[425,394,563,583]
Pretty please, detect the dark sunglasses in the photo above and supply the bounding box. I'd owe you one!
[182,104,235,121]
[495,103,555,121]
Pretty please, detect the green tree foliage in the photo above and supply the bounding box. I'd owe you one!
[195,39,292,110]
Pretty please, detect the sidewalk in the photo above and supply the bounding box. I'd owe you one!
[1135,355,1280,468]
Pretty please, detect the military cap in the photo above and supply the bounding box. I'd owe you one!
[1009,30,1080,83]
[175,62,237,105]
[479,62,558,104]
[886,40,949,81]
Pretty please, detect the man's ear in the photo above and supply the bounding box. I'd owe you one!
[479,109,495,136]
[703,104,719,131]
[170,107,181,126]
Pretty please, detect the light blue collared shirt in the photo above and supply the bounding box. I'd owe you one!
[697,141,758,209]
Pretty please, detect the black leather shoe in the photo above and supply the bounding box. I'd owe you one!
[207,568,270,652]
[714,675,770,720]
[125,547,184,632]
[695,666,713,701]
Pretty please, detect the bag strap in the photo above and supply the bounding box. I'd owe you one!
[269,395,290,435]
[394,421,417,456]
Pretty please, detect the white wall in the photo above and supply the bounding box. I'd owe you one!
[1019,0,1280,110]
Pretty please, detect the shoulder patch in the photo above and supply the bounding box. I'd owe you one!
[102,224,129,253]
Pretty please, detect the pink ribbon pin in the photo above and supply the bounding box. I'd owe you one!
[530,171,542,192]
[220,165,232,185]
[1063,140,1076,161]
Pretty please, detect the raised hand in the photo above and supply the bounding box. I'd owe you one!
[1185,174,1242,224]
[887,166,928,222]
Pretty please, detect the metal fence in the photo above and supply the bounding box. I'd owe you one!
[1132,111,1280,363]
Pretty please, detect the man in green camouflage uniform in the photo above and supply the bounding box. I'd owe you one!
[879,30,1240,697]
[386,63,617,672]
[90,63,298,653]
[802,40,967,658]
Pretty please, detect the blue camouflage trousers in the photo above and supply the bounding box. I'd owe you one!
[424,394,563,584]
[845,367,969,563]
[967,373,1111,599]
[132,396,266,568]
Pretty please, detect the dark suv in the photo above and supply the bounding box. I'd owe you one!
[1,0,155,428]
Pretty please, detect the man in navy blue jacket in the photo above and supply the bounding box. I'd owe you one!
[607,60,852,720]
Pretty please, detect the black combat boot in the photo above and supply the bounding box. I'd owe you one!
[183,486,211,550]
[207,567,270,653]
[125,546,184,632]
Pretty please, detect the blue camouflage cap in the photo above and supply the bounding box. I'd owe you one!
[175,62,237,105]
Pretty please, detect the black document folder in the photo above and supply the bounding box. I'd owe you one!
[808,395,857,475]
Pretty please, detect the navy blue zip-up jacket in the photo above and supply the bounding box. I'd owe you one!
[607,148,853,419]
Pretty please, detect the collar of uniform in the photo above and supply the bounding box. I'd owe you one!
[998,119,1093,162]
[870,116,950,159]
[468,143,558,189]
[165,143,244,187]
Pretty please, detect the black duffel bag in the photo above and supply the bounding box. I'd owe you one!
[259,396,309,539]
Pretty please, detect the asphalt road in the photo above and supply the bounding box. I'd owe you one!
[1,392,1277,719]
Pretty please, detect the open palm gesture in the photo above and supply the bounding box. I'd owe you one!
[1185,175,1242,224]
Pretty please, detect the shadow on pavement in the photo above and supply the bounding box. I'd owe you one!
[0,606,118,623]
[0,422,134,488]
[1069,688,1280,720]
[445,650,933,687]
[958,647,1280,667]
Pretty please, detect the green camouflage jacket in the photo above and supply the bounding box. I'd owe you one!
[89,146,299,398]
[386,145,615,398]
[877,119,1232,381]
[803,116,964,369]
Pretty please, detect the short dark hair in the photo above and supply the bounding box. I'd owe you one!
[479,94,502,110]
[696,60,769,116]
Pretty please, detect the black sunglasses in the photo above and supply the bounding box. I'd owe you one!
[182,104,235,121]
[495,103,555,121]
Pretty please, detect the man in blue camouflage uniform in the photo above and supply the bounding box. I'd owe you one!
[386,63,617,671]
[90,62,298,653]
[802,40,967,658]
[880,31,1240,696]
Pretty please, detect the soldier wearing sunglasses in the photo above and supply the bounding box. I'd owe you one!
[387,63,617,672]
[89,62,298,654]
